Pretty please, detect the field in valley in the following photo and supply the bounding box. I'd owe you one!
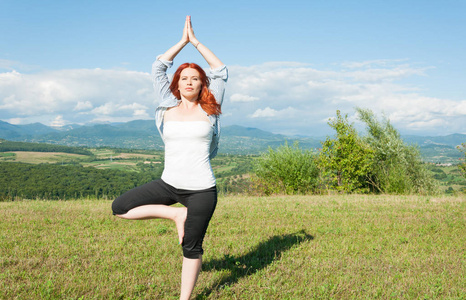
[1,147,465,196]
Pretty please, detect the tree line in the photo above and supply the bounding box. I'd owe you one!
[0,139,93,156]
[0,162,163,201]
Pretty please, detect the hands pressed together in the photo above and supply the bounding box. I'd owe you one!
[159,15,223,69]
[181,16,200,48]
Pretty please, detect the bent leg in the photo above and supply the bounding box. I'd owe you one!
[111,179,187,243]
[118,204,187,244]
[112,179,176,215]
[117,204,186,221]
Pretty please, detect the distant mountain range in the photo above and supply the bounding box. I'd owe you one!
[0,119,464,163]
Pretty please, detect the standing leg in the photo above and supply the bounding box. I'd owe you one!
[177,186,217,299]
[180,255,202,300]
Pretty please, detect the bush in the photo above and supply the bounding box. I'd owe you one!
[253,141,319,195]
[318,110,374,193]
[457,143,466,178]
[356,108,438,195]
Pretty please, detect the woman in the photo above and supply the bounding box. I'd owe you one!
[111,16,227,299]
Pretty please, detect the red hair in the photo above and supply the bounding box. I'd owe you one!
[169,63,222,116]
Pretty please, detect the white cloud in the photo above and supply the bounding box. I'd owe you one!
[251,106,299,119]
[118,103,148,112]
[407,119,447,129]
[230,93,259,102]
[251,107,277,118]
[0,68,155,126]
[7,118,24,125]
[223,61,466,135]
[74,101,93,111]
[1,59,465,136]
[133,109,149,118]
[119,103,150,118]
[50,115,66,127]
[91,102,115,115]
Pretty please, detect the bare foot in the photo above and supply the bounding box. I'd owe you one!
[174,207,187,244]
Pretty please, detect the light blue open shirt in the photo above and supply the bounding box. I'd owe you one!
[151,57,228,159]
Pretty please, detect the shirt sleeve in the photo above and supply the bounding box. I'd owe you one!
[208,65,228,106]
[151,56,175,102]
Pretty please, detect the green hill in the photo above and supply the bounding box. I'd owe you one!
[0,119,464,161]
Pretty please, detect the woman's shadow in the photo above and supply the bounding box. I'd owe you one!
[196,230,314,298]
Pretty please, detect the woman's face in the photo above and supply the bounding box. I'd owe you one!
[178,68,202,100]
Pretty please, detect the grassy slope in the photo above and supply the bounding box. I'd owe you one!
[1,195,464,299]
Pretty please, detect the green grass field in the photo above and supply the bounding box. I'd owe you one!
[1,195,464,299]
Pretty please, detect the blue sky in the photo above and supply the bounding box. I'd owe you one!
[1,0,465,136]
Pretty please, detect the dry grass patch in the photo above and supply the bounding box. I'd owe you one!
[6,151,87,164]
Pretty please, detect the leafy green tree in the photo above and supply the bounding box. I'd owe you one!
[457,143,466,178]
[253,141,319,195]
[0,161,164,201]
[356,108,438,195]
[318,110,373,193]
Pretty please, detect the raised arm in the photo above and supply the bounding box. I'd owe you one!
[158,17,190,62]
[187,16,224,69]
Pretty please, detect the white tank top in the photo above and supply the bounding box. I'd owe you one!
[161,121,216,190]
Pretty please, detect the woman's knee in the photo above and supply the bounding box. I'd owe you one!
[182,244,203,259]
[113,212,128,219]
[111,196,127,216]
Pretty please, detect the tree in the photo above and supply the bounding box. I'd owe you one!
[253,141,319,195]
[356,108,438,195]
[457,143,466,178]
[318,110,373,193]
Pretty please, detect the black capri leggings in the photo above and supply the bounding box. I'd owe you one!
[112,179,217,259]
